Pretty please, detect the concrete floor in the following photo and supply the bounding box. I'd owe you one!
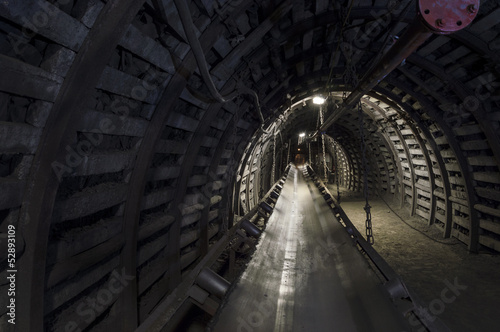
[211,166,412,331]
[334,186,500,332]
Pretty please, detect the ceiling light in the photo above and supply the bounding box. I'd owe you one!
[313,96,325,105]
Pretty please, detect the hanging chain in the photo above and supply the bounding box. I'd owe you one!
[345,61,359,87]
[324,0,353,93]
[342,27,359,96]
[308,142,312,165]
[224,109,240,232]
[271,128,276,184]
[316,109,321,171]
[333,138,341,203]
[259,138,265,198]
[287,138,291,165]
[316,106,321,127]
[359,101,373,245]
[319,105,328,183]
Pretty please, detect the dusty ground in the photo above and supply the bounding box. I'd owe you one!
[176,185,500,332]
[332,186,500,332]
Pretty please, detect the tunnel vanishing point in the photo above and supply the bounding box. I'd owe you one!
[0,0,499,331]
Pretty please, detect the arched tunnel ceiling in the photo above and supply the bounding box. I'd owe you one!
[0,0,499,330]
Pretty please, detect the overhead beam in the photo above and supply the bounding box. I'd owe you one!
[315,0,479,136]
[211,0,293,82]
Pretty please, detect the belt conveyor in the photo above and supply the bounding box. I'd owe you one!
[212,164,412,332]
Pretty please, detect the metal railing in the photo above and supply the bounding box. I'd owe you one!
[136,167,292,331]
[303,164,451,332]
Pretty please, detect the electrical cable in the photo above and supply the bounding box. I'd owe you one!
[323,0,355,93]
[379,195,460,246]
[363,0,415,74]
[174,0,266,127]
[381,195,499,255]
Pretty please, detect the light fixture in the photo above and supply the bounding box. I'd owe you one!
[298,148,301,151]
[299,133,306,137]
[313,96,325,105]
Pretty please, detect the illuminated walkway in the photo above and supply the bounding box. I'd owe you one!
[213,165,411,331]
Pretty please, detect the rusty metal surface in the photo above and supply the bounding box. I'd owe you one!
[212,165,411,331]
[418,0,479,33]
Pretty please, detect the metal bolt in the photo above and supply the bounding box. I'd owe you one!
[467,4,477,14]
[435,19,446,27]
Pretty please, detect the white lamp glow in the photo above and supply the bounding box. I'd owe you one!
[313,96,325,105]
[299,133,306,137]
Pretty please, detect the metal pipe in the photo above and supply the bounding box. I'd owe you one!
[173,0,265,124]
[195,268,230,298]
[237,87,265,124]
[240,218,262,237]
[313,0,479,137]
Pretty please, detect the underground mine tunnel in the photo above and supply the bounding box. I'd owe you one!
[1,0,500,331]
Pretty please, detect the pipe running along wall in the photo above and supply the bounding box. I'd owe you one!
[174,0,266,125]
[314,0,480,136]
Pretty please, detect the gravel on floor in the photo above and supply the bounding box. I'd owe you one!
[331,186,500,332]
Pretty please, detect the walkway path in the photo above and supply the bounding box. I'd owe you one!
[213,165,410,332]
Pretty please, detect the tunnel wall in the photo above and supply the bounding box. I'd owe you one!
[262,85,500,256]
[0,1,263,330]
[0,0,498,330]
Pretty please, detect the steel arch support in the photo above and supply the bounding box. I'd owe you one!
[378,80,479,251]
[119,22,224,331]
[16,1,146,330]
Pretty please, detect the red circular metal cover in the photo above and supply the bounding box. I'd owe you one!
[418,0,480,34]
